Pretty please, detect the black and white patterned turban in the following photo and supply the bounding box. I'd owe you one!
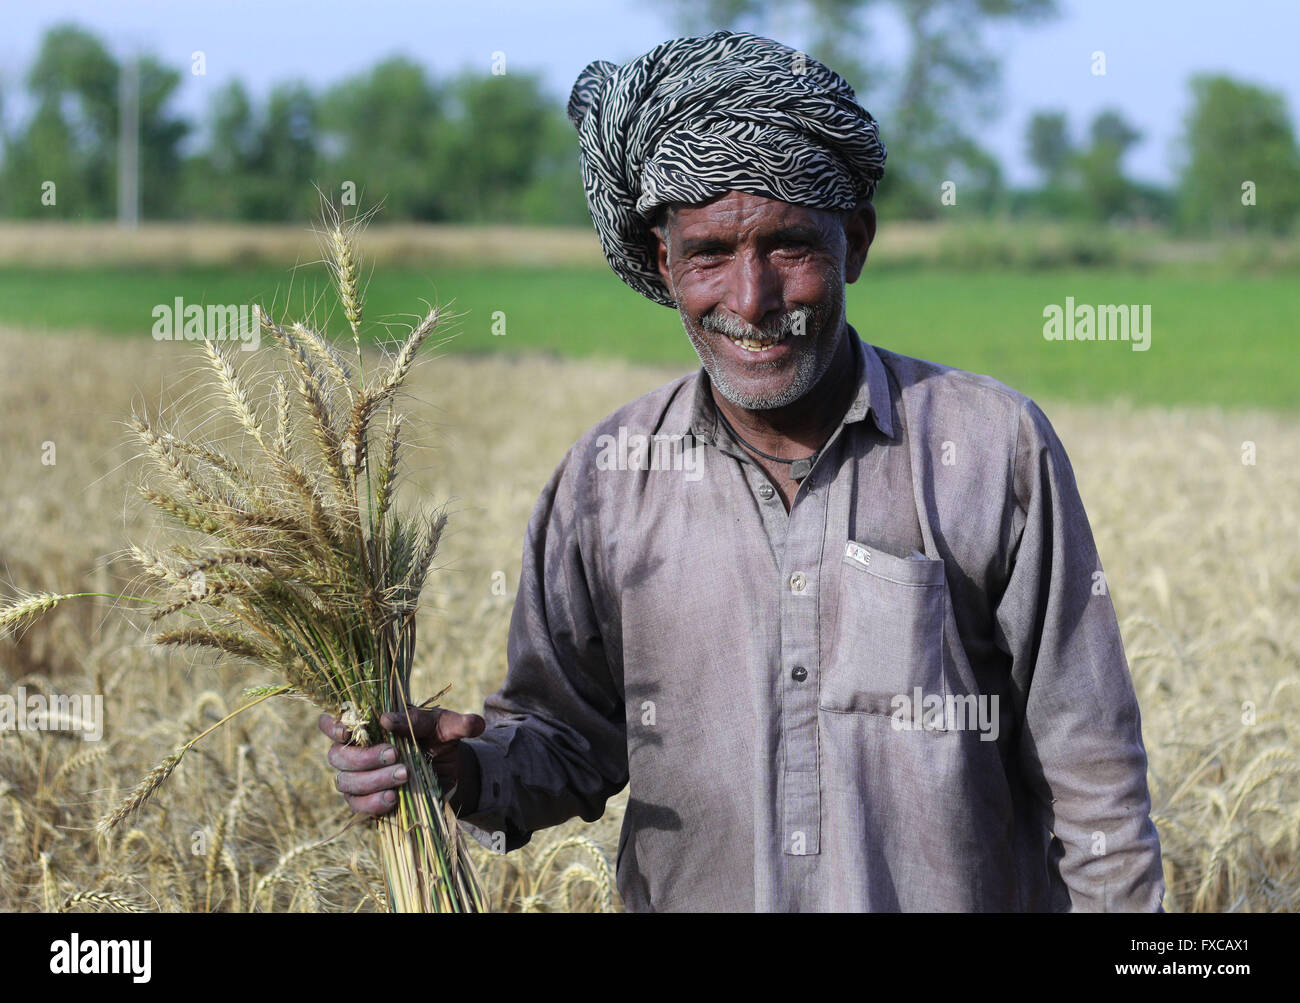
[567,30,886,307]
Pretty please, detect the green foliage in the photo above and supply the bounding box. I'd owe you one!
[1026,111,1071,182]
[4,23,118,218]
[317,57,445,221]
[1,25,584,225]
[0,24,188,220]
[135,56,191,219]
[1176,74,1300,235]
[1071,109,1143,223]
[4,18,1298,233]
[1019,107,1156,223]
[430,69,576,223]
[513,105,592,226]
[181,81,320,221]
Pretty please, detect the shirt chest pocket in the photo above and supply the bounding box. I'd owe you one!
[820,540,948,717]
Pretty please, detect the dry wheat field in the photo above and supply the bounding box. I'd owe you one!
[0,327,1296,912]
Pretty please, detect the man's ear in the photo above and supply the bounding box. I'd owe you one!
[650,222,671,288]
[843,201,876,284]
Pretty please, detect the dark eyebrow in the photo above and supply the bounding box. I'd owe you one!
[680,235,730,255]
[767,225,824,244]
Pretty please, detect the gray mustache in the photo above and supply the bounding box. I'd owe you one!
[702,305,814,341]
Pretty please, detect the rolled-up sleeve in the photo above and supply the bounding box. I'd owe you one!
[457,446,628,853]
[994,399,1165,911]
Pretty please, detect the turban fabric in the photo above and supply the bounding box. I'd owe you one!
[567,30,887,307]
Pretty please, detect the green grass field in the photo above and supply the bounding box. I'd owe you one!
[0,263,1295,409]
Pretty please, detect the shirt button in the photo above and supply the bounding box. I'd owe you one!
[758,483,775,500]
[791,666,808,682]
[789,572,806,593]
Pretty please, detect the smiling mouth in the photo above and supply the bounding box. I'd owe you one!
[723,330,787,353]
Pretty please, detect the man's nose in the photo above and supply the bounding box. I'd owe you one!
[723,250,783,329]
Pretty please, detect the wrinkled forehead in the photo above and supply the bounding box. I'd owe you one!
[661,191,847,238]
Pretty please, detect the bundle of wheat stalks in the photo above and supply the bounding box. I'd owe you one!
[0,209,486,913]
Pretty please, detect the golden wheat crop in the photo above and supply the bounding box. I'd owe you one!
[0,325,1294,912]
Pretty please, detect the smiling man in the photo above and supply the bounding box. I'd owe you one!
[653,193,866,511]
[321,30,1164,912]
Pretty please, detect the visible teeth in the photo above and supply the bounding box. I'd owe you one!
[727,333,783,352]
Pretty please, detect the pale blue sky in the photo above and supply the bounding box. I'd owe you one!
[0,0,1295,186]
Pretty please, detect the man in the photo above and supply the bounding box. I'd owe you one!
[322,30,1165,912]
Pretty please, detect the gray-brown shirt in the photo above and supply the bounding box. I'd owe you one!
[458,327,1165,912]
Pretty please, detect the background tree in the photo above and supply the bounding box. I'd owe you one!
[5,24,118,218]
[1026,111,1071,184]
[182,80,319,221]
[1072,108,1141,222]
[514,103,592,226]
[877,0,1056,218]
[317,57,445,221]
[0,25,188,220]
[659,0,879,100]
[432,69,574,223]
[1177,74,1300,235]
[134,55,190,219]
[255,82,319,221]
[1019,109,1077,217]
[181,80,257,219]
[9,20,1294,233]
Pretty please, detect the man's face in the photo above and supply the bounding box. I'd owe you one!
[651,190,875,411]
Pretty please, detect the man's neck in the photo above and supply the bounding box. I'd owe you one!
[711,324,859,458]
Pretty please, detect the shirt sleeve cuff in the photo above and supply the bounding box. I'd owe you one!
[453,735,515,854]
[456,816,502,853]
[459,735,510,817]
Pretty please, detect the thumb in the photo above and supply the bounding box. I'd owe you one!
[436,710,486,743]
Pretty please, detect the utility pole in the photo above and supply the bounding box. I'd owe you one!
[118,54,139,227]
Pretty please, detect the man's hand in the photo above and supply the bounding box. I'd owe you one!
[319,706,486,817]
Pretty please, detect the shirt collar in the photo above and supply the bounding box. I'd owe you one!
[667,324,894,442]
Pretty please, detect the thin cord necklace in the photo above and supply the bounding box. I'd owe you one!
[715,407,827,481]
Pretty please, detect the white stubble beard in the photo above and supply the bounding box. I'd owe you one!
[675,279,847,411]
